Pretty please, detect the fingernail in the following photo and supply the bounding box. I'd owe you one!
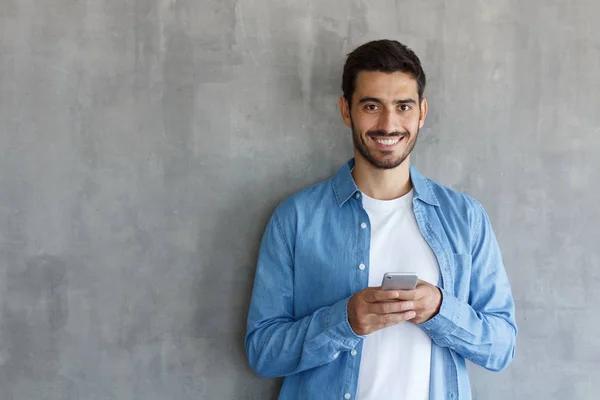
[408,312,416,318]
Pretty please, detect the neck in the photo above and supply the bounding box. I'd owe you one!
[352,154,413,201]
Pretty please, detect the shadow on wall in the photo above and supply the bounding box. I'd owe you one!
[189,9,369,395]
[193,175,285,399]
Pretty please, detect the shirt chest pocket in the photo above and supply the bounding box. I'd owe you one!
[451,253,472,301]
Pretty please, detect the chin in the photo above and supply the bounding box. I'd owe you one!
[369,158,406,170]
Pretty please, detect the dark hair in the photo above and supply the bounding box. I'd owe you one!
[342,39,426,106]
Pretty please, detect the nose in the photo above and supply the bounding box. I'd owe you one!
[376,108,399,134]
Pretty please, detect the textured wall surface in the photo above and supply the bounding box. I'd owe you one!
[1,0,599,399]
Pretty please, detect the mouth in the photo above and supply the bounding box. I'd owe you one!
[370,135,406,149]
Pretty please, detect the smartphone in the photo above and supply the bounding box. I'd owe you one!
[381,272,419,291]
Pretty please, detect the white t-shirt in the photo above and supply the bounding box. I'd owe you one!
[356,189,441,400]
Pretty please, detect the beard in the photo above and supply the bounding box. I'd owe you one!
[351,119,419,170]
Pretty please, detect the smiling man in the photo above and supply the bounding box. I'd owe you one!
[245,40,517,400]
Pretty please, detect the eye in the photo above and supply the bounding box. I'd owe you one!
[364,104,379,112]
[399,104,411,111]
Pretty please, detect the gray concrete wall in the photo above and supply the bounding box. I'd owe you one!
[1,0,599,399]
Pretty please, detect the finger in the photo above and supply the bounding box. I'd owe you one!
[376,311,417,329]
[415,282,439,300]
[370,300,415,315]
[365,288,402,303]
[411,298,427,312]
[414,281,434,300]
[394,290,419,301]
[411,288,427,301]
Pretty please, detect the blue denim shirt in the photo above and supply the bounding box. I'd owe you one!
[245,159,517,400]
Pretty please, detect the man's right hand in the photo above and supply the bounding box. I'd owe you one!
[347,287,416,336]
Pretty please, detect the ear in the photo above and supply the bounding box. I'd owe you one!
[419,98,428,129]
[338,96,352,127]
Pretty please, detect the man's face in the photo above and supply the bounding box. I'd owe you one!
[339,71,427,169]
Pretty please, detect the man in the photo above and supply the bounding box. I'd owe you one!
[245,39,517,400]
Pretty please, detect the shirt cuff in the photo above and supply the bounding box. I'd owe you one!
[324,296,364,350]
[419,287,461,343]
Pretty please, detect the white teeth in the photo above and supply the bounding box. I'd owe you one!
[375,138,400,145]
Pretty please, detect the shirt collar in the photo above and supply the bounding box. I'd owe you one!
[409,164,440,207]
[331,158,440,207]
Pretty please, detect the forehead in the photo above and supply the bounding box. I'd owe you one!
[353,70,418,102]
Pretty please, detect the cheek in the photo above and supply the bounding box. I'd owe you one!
[407,116,422,131]
[355,115,380,132]
[349,114,367,132]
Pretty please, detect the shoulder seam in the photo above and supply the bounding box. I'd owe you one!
[273,210,294,261]
[470,197,485,252]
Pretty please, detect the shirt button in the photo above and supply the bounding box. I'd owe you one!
[344,394,351,399]
[351,350,357,356]
[360,222,367,229]
[358,264,365,270]
[355,193,361,199]
[333,352,340,359]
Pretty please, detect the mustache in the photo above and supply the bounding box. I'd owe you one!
[367,130,409,138]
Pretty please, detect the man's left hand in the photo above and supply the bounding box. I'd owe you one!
[388,280,443,324]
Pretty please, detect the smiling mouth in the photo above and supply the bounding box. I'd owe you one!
[374,137,401,145]
[370,136,406,147]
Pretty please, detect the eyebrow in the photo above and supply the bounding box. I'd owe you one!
[358,96,417,105]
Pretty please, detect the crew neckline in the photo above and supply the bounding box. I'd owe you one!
[360,189,414,212]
